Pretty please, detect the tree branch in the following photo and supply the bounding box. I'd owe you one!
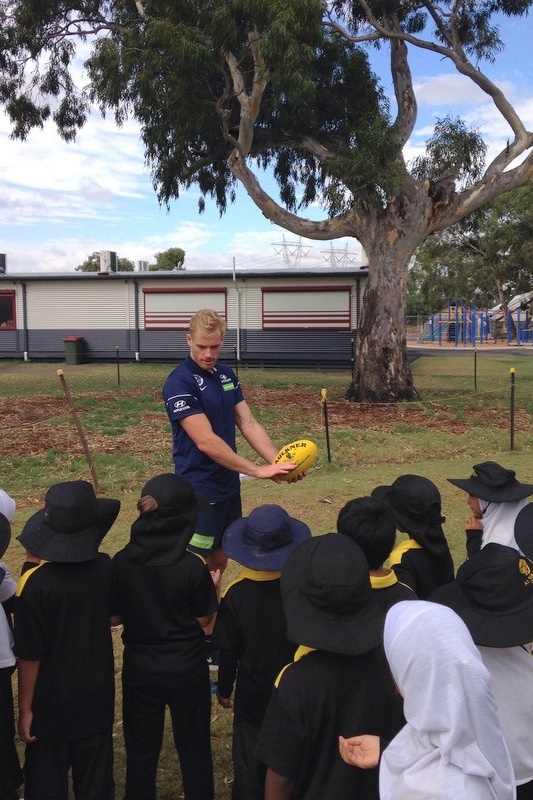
[134,0,146,18]
[225,27,268,157]
[250,131,338,161]
[432,151,533,232]
[227,148,363,239]
[330,2,531,179]
[388,21,417,147]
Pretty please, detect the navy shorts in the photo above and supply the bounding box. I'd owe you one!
[188,494,242,555]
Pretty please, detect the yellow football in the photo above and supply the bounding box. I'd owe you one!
[273,439,318,481]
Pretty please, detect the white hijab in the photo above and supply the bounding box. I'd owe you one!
[380,601,516,800]
[480,499,528,550]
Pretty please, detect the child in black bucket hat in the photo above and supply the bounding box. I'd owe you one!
[431,541,533,799]
[211,504,311,800]
[255,533,404,800]
[448,461,533,556]
[371,475,454,598]
[111,473,217,800]
[14,480,120,800]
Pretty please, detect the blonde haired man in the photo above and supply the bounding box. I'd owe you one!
[163,309,297,575]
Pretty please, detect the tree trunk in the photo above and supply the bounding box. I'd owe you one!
[346,240,419,403]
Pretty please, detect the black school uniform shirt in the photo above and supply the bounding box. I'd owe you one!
[389,540,455,599]
[256,647,405,800]
[14,555,115,742]
[112,549,217,687]
[211,569,297,727]
[370,571,416,613]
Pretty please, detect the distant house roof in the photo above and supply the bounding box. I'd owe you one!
[488,290,533,319]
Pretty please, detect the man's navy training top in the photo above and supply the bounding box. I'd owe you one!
[163,355,245,502]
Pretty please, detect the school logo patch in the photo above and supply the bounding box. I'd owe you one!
[519,557,533,586]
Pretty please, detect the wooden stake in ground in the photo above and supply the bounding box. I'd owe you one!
[56,369,100,492]
[321,388,332,463]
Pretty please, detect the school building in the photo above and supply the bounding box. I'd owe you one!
[0,264,368,369]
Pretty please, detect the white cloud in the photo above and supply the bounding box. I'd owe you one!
[414,73,487,106]
[1,18,533,275]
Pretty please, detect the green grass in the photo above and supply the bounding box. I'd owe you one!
[3,353,533,797]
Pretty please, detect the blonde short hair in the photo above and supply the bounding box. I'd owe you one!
[188,308,226,337]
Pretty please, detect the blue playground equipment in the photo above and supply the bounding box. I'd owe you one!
[420,298,533,347]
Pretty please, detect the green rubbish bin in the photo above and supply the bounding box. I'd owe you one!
[63,336,84,365]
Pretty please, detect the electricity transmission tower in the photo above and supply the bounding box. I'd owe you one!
[321,242,359,268]
[272,235,312,268]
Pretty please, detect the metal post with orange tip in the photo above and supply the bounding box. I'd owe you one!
[57,369,100,491]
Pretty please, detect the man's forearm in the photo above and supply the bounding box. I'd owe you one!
[239,418,279,463]
[199,432,263,476]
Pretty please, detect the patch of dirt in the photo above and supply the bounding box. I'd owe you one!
[244,386,529,433]
[0,392,168,458]
[2,388,529,460]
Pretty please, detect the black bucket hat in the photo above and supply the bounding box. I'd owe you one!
[18,480,120,563]
[371,475,444,536]
[447,461,533,502]
[141,473,209,514]
[281,533,384,655]
[514,503,533,559]
[431,543,533,647]
[222,504,311,571]
[123,473,209,566]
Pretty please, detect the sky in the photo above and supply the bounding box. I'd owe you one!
[1,12,532,275]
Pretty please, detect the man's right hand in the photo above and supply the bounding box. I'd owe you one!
[254,462,299,482]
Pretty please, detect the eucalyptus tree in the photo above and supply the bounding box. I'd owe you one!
[2,1,533,400]
[411,182,533,315]
[149,248,186,271]
[75,252,134,271]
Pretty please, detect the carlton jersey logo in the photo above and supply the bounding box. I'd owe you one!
[193,374,207,392]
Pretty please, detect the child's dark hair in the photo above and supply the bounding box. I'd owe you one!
[337,496,397,569]
[137,494,158,515]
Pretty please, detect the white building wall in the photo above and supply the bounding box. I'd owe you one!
[25,281,131,329]
[232,274,363,329]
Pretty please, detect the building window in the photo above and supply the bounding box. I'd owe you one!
[262,287,351,330]
[0,292,15,329]
[142,289,227,330]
